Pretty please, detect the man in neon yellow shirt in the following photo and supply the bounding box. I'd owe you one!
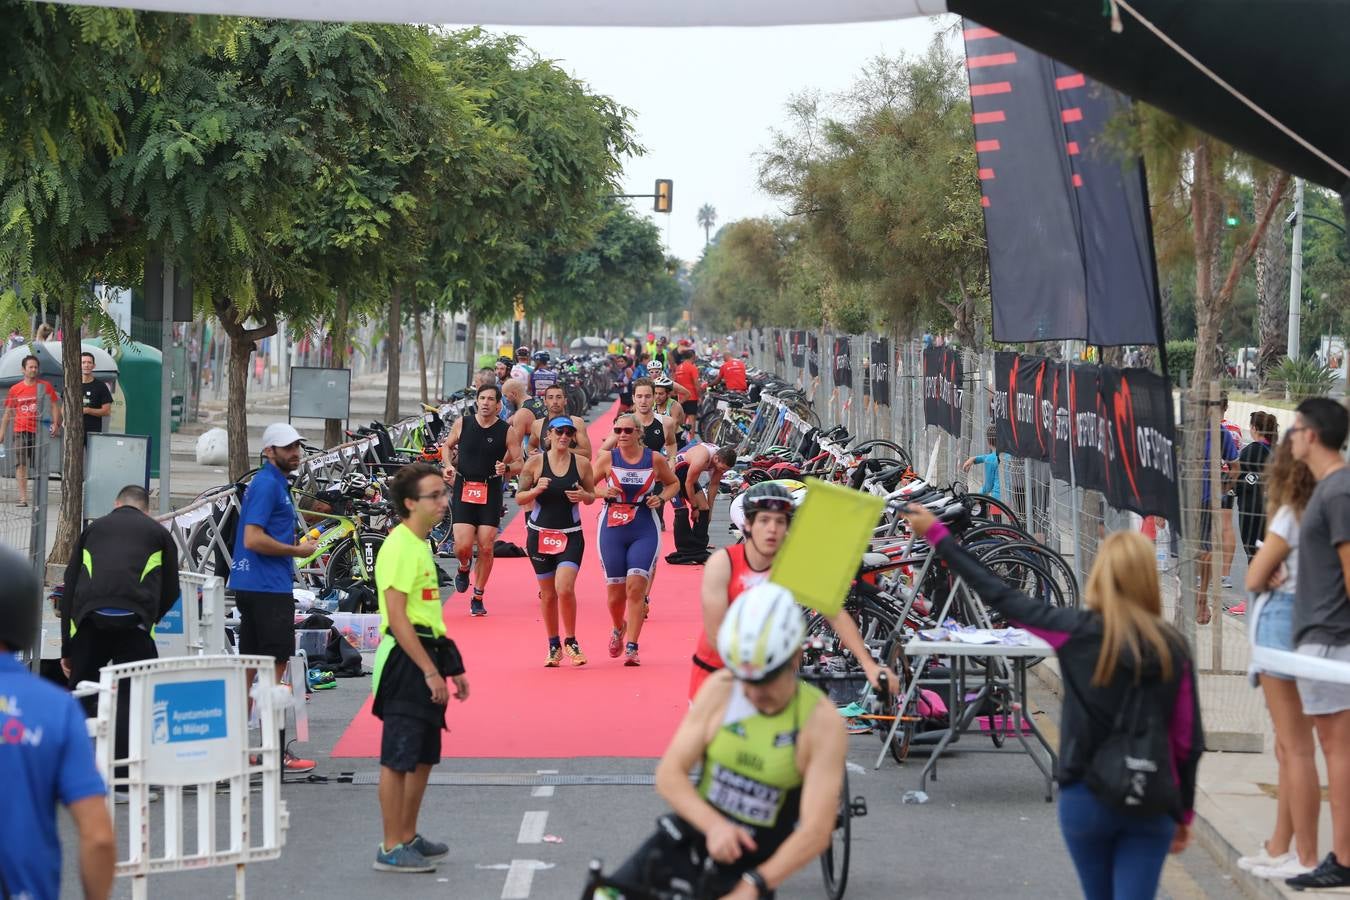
[372,462,470,874]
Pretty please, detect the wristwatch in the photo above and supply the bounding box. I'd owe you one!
[740,869,770,897]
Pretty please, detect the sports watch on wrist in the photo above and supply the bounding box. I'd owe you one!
[740,869,770,897]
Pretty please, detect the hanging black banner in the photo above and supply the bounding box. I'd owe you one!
[832,336,852,388]
[922,346,963,438]
[1099,367,1181,525]
[774,329,785,363]
[869,338,891,406]
[1069,364,1107,493]
[789,330,805,367]
[1048,361,1073,484]
[807,333,820,378]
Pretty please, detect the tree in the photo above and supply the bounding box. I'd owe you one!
[1253,171,1290,383]
[697,204,717,247]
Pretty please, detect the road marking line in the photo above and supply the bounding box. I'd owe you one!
[533,769,557,798]
[518,810,548,844]
[501,859,539,899]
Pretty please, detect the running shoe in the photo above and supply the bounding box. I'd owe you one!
[624,646,641,667]
[1253,858,1315,880]
[408,833,449,860]
[1222,575,1234,589]
[373,843,436,873]
[470,596,487,617]
[455,567,470,593]
[563,642,588,667]
[283,751,316,774]
[1226,601,1247,616]
[1238,848,1293,872]
[545,646,563,668]
[608,627,624,658]
[1287,853,1350,891]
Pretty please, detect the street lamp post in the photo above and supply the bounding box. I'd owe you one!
[1288,178,1304,360]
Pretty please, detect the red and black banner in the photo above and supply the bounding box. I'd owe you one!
[832,336,852,388]
[990,351,1180,524]
[870,338,891,406]
[774,329,785,363]
[807,333,820,378]
[963,20,1161,347]
[922,346,963,438]
[789,330,805,367]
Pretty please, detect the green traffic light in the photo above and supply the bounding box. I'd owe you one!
[1225,216,1240,227]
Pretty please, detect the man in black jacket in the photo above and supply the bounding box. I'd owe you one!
[60,484,179,783]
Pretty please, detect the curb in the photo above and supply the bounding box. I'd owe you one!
[1027,662,1290,900]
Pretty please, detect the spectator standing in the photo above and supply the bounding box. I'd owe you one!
[1,354,62,507]
[1236,411,1278,560]
[1197,419,1240,624]
[227,422,317,773]
[902,506,1203,900]
[372,463,469,872]
[672,349,702,439]
[1285,397,1350,890]
[963,426,1009,501]
[1218,393,1244,589]
[1241,439,1320,880]
[60,485,178,789]
[80,351,113,442]
[0,544,115,900]
[6,327,24,352]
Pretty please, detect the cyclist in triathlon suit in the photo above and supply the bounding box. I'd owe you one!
[510,346,534,383]
[517,417,596,667]
[692,482,894,699]
[440,384,522,617]
[671,442,737,559]
[529,384,592,458]
[609,584,846,898]
[528,350,558,399]
[593,413,679,666]
[652,376,688,445]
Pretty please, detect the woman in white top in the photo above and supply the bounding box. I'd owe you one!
[1241,439,1320,879]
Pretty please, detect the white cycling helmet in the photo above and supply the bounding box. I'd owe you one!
[341,472,371,495]
[717,582,805,682]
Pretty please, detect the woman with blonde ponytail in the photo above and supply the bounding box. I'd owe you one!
[901,506,1203,900]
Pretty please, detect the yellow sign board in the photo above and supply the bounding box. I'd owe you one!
[769,478,883,616]
[513,299,525,322]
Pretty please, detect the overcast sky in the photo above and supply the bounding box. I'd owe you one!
[504,17,954,263]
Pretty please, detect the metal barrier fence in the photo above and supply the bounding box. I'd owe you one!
[739,328,1274,748]
[157,401,470,578]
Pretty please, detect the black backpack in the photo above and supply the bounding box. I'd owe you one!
[1073,676,1182,817]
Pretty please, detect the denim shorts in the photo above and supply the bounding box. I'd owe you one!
[1254,591,1296,653]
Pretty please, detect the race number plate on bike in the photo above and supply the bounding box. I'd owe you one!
[606,503,637,527]
[538,529,568,555]
[460,480,489,505]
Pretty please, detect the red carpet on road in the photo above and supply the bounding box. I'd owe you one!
[332,401,705,759]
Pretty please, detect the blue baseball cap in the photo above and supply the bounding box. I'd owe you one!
[547,416,575,431]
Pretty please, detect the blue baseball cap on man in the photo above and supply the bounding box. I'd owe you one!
[547,416,575,431]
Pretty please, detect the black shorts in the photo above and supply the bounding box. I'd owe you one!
[10,431,35,466]
[619,391,633,407]
[526,527,585,576]
[234,590,295,662]
[681,400,699,416]
[451,476,504,529]
[610,817,771,899]
[380,713,442,772]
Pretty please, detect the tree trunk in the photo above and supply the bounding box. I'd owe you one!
[226,338,253,481]
[47,298,85,568]
[384,284,402,423]
[1189,139,1226,390]
[414,303,429,406]
[324,289,350,448]
[213,297,278,481]
[1255,171,1290,387]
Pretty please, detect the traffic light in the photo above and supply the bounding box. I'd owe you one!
[654,179,673,213]
[1225,215,1241,227]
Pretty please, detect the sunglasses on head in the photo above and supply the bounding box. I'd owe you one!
[613,426,636,435]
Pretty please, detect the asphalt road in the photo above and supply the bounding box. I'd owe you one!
[57,406,1245,900]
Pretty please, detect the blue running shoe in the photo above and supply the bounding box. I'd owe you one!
[409,833,449,860]
[373,843,435,873]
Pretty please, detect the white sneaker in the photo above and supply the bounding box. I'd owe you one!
[1238,848,1293,872]
[1252,857,1315,880]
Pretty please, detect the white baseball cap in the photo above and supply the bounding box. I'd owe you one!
[261,422,304,450]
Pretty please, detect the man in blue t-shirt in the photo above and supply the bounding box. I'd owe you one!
[228,422,317,773]
[0,545,114,900]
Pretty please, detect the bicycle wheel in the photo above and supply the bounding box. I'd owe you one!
[878,635,915,764]
[820,770,851,900]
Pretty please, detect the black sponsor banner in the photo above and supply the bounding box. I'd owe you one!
[922,346,963,438]
[1099,367,1181,525]
[789,330,805,367]
[807,332,820,378]
[992,352,1053,462]
[963,20,1161,347]
[869,338,891,406]
[994,352,1179,524]
[832,336,852,388]
[774,329,785,363]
